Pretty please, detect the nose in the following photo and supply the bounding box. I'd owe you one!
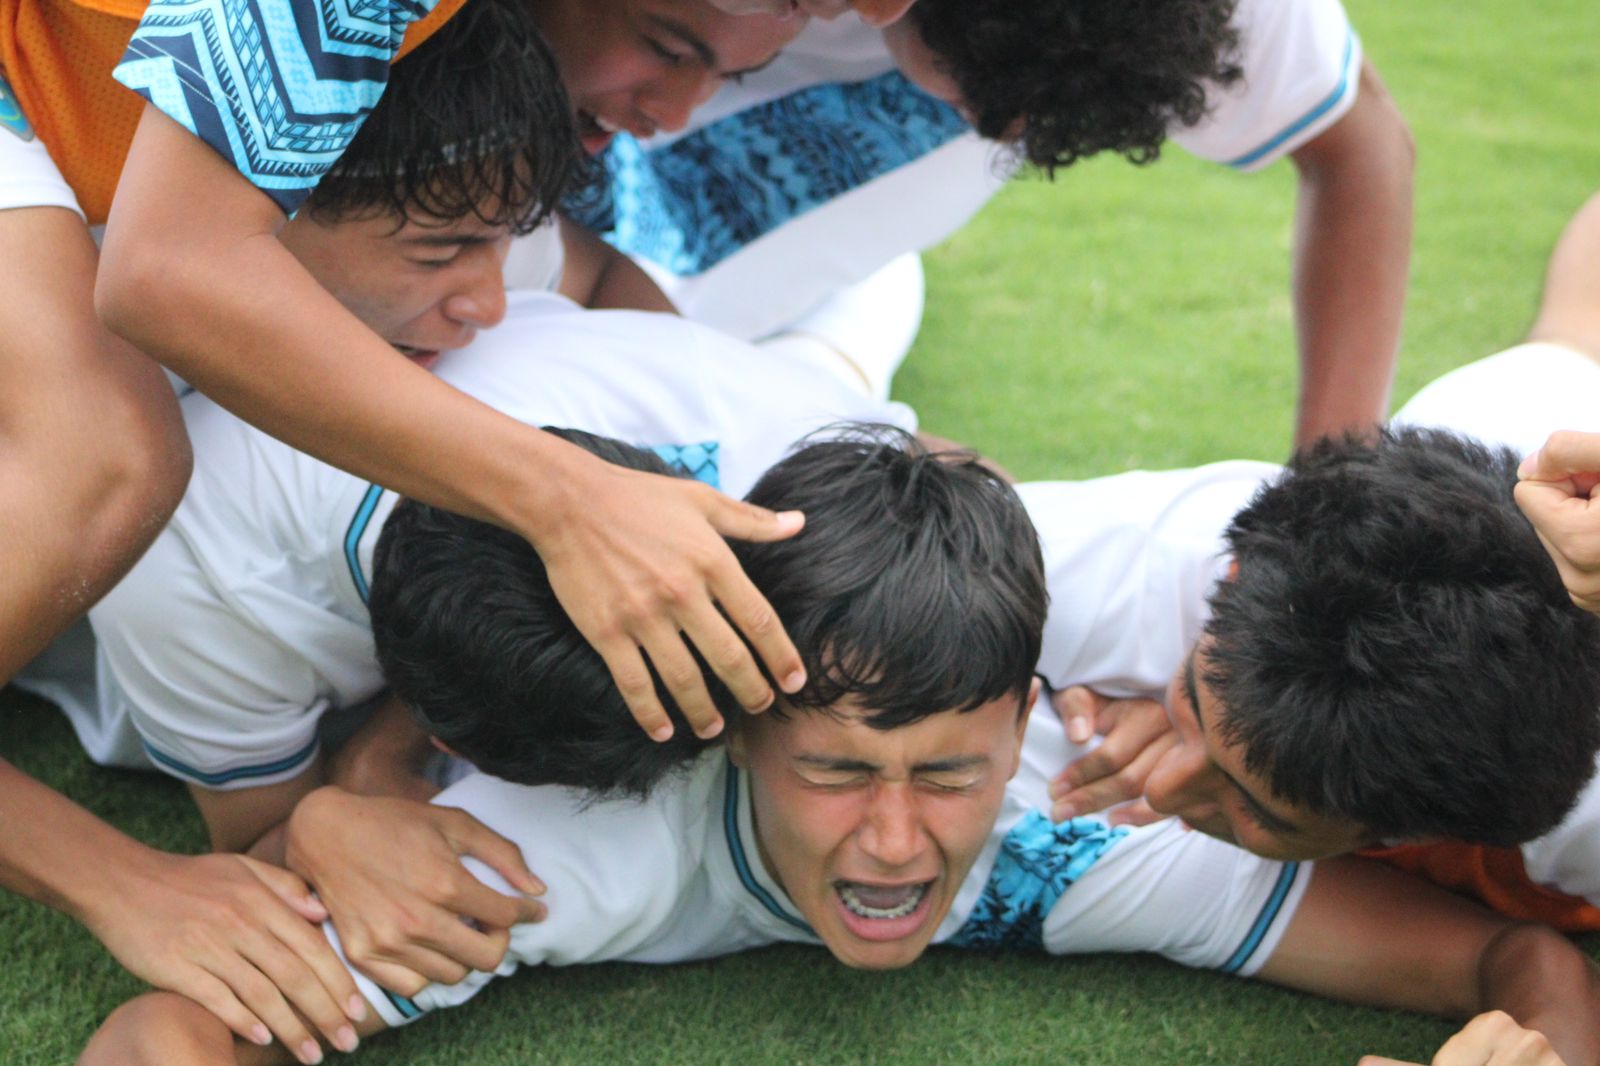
[637,67,719,135]
[851,0,916,27]
[442,250,508,330]
[857,783,925,869]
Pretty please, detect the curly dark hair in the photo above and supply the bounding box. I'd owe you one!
[1205,427,1600,846]
[908,0,1242,173]
[305,0,589,234]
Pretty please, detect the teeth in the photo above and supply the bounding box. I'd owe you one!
[593,115,620,134]
[838,883,927,920]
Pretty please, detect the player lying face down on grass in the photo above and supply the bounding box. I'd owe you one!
[1027,191,1600,936]
[24,293,908,1063]
[81,428,1600,1066]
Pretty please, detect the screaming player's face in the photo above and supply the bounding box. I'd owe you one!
[531,0,804,154]
[727,682,1035,969]
[706,0,916,27]
[281,207,512,370]
[1143,641,1376,862]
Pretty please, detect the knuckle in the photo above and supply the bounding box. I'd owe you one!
[737,603,779,640]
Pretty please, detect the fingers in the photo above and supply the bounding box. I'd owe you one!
[1430,1012,1563,1066]
[1051,685,1103,745]
[246,856,329,923]
[638,615,727,739]
[1105,798,1167,828]
[594,639,676,741]
[1519,429,1600,485]
[708,497,805,545]
[1051,733,1177,821]
[1357,1058,1419,1066]
[180,970,275,1052]
[445,810,547,900]
[231,929,357,1061]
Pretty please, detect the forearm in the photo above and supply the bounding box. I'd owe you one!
[99,108,592,542]
[0,759,158,924]
[1475,922,1600,1066]
[1289,61,1415,446]
[557,218,677,313]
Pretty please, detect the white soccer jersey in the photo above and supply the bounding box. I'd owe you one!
[345,704,1310,1029]
[570,0,1361,341]
[1023,342,1600,909]
[23,293,911,789]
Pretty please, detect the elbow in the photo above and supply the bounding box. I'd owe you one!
[94,237,190,361]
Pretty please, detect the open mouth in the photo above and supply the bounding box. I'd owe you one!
[837,881,929,920]
[576,110,619,154]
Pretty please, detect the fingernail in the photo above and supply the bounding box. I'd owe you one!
[1047,779,1065,799]
[525,876,548,896]
[781,670,806,693]
[1518,451,1538,478]
[300,1039,325,1065]
[697,717,725,740]
[530,901,549,922]
[651,723,674,742]
[777,510,805,531]
[1053,802,1075,822]
[334,1026,359,1053]
[251,1024,272,1046]
[346,996,367,1022]
[1067,719,1093,743]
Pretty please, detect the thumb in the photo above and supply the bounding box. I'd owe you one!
[450,814,546,898]
[240,855,328,923]
[1054,686,1103,744]
[1519,430,1600,493]
[709,497,805,544]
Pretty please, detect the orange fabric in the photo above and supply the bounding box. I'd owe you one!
[1362,841,1600,933]
[0,0,470,224]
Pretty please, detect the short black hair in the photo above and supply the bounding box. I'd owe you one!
[369,429,716,799]
[738,427,1047,728]
[370,426,1047,797]
[907,0,1241,173]
[1205,427,1600,846]
[305,0,588,234]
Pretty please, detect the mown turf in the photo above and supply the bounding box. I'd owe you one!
[4,0,1599,1061]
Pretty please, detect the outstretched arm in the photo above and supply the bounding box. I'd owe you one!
[1286,59,1415,446]
[1259,857,1600,1065]
[100,108,804,743]
[1509,192,1600,611]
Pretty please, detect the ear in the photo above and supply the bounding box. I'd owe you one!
[1006,680,1040,779]
[725,720,750,768]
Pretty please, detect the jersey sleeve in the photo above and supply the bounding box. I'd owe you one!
[1170,0,1362,171]
[1023,463,1276,697]
[1043,820,1312,976]
[334,772,695,1029]
[111,0,441,214]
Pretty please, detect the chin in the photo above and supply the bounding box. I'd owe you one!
[824,935,929,971]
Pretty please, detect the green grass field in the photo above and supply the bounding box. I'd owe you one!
[4,1,1600,1062]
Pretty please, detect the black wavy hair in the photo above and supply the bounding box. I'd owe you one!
[370,425,1047,798]
[370,429,718,798]
[908,0,1242,173]
[737,426,1047,727]
[305,0,588,234]
[1204,427,1600,846]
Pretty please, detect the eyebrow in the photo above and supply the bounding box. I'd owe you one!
[793,754,990,774]
[1185,652,1301,836]
[647,14,719,69]
[401,233,496,248]
[647,14,781,78]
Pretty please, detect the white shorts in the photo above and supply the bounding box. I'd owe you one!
[0,71,85,219]
[1392,342,1600,458]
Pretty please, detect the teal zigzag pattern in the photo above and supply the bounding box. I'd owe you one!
[115,0,438,212]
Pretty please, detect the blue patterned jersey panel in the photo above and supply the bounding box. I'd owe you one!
[566,72,969,275]
[115,0,439,212]
[950,813,1130,952]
